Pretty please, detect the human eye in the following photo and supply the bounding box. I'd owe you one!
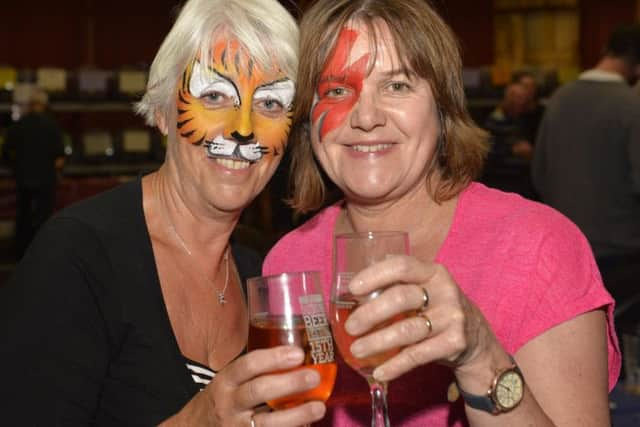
[254,80,294,118]
[327,87,345,97]
[387,81,412,93]
[254,98,285,116]
[201,91,223,103]
[199,90,236,108]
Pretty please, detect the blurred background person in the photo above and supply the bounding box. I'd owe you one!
[533,24,640,348]
[481,81,536,199]
[2,88,65,259]
[512,70,545,144]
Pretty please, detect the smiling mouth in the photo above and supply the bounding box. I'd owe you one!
[211,157,251,170]
[350,143,394,153]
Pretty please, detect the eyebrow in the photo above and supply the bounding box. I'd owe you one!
[200,67,241,103]
[256,77,292,91]
[379,68,416,79]
[318,67,415,84]
[318,74,348,84]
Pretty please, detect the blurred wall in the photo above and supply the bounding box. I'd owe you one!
[0,0,637,70]
[0,0,179,68]
[580,0,639,68]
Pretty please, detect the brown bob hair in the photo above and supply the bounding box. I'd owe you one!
[288,0,488,214]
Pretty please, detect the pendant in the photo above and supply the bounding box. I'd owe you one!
[218,292,227,305]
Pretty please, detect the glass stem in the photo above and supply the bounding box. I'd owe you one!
[368,380,390,427]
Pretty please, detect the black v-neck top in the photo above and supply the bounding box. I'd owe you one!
[0,178,261,426]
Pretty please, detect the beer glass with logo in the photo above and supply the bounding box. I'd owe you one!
[247,271,337,410]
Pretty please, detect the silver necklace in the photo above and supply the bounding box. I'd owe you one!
[156,188,231,306]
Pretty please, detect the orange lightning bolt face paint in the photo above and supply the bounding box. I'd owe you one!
[176,38,294,163]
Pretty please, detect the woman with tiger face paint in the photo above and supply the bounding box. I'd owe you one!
[264,0,620,426]
[0,1,326,426]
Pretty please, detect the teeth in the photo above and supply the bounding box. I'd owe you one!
[215,158,250,170]
[351,144,392,153]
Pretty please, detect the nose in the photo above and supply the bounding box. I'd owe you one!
[349,89,385,131]
[228,102,254,143]
[231,130,255,143]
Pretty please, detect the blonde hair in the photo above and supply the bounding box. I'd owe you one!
[135,0,298,127]
[289,0,488,214]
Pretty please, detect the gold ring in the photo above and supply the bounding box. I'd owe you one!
[420,287,429,310]
[250,414,257,427]
[419,311,433,336]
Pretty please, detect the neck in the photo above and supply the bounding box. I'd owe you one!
[341,182,447,241]
[337,174,460,261]
[148,165,238,267]
[595,56,631,82]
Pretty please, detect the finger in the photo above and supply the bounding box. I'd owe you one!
[372,331,464,382]
[348,256,436,296]
[350,311,436,359]
[252,401,326,427]
[225,346,305,386]
[345,284,429,335]
[234,367,321,409]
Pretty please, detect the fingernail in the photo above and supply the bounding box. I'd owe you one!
[345,318,359,335]
[285,347,304,363]
[305,370,320,386]
[350,341,363,357]
[310,402,326,418]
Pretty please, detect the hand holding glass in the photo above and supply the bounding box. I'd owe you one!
[330,231,410,427]
[247,271,337,410]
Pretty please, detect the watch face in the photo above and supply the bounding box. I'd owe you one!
[494,370,524,411]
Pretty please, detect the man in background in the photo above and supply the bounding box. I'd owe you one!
[512,69,545,144]
[482,81,536,199]
[532,24,640,332]
[3,89,65,258]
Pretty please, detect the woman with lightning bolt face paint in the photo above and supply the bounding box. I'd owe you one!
[263,1,621,426]
[0,1,333,427]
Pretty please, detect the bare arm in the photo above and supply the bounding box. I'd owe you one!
[346,258,612,427]
[458,310,609,426]
[517,310,609,425]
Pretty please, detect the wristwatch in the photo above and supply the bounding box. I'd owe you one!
[456,356,525,414]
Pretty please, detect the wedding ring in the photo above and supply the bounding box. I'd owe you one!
[418,311,433,336]
[250,414,257,427]
[419,287,430,310]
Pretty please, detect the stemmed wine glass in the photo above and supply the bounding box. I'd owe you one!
[247,271,337,410]
[330,231,410,427]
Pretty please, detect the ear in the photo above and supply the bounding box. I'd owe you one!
[155,111,169,136]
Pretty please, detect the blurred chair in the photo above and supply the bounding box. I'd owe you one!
[75,68,114,102]
[36,67,68,101]
[115,69,147,101]
[0,66,17,103]
[119,128,151,162]
[462,67,483,98]
[80,130,116,164]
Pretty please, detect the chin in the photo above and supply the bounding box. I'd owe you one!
[342,178,399,199]
[343,187,395,204]
[211,189,257,213]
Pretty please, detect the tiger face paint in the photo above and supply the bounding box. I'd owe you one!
[311,27,370,142]
[177,38,294,166]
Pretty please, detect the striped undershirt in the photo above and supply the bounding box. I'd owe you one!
[185,357,216,389]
